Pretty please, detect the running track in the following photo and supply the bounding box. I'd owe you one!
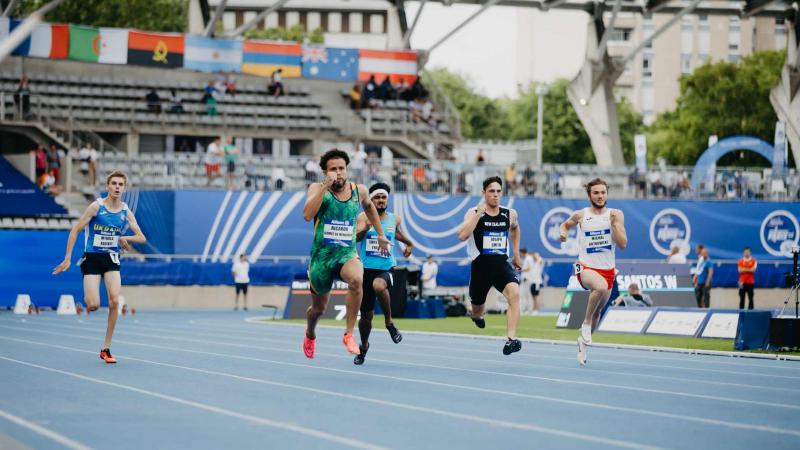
[0,311,798,450]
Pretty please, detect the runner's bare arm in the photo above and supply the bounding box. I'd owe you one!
[302,182,328,221]
[394,216,414,257]
[559,210,583,242]
[53,202,99,274]
[355,212,370,242]
[610,208,628,249]
[120,209,147,251]
[457,205,484,241]
[510,209,522,271]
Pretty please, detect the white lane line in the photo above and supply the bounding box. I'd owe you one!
[100,320,800,393]
[2,334,796,440]
[0,409,93,450]
[0,355,386,450]
[3,323,799,413]
[0,337,664,450]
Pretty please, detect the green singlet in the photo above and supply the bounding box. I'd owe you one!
[308,182,361,294]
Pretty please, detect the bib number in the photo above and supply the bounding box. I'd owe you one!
[93,234,119,249]
[482,231,507,255]
[573,263,583,275]
[323,220,354,247]
[366,238,391,258]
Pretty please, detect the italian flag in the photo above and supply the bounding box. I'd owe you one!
[68,25,128,64]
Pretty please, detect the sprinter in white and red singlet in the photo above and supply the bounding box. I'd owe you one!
[559,178,628,366]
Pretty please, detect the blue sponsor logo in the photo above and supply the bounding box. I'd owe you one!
[760,210,799,257]
[649,208,691,256]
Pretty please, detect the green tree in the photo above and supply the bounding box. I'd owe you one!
[647,50,785,166]
[16,0,187,32]
[244,26,324,44]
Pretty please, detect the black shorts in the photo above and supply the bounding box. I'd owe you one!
[227,160,235,173]
[79,252,120,276]
[361,268,393,313]
[469,257,518,306]
[235,283,248,294]
[530,283,541,296]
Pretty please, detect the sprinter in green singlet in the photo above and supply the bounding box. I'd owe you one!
[302,149,390,359]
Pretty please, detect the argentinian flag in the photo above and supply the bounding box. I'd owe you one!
[183,35,242,73]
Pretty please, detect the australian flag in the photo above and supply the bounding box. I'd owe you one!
[301,45,358,81]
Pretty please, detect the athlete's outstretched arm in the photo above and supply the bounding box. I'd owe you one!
[355,212,370,242]
[559,210,583,242]
[509,209,522,271]
[610,209,627,249]
[358,184,390,250]
[457,203,485,241]
[52,202,100,274]
[303,182,328,222]
[120,209,147,251]
[394,215,414,258]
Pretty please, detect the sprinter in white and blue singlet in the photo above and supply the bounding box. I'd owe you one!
[353,182,415,365]
[559,178,627,366]
[458,176,523,355]
[53,170,146,364]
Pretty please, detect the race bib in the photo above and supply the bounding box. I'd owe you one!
[585,229,612,254]
[93,234,119,248]
[482,231,507,255]
[323,220,354,247]
[366,237,391,258]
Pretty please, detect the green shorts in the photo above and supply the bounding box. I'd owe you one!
[308,249,358,295]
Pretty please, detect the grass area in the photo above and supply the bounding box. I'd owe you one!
[281,315,800,355]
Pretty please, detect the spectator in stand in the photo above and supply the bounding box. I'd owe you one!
[272,166,286,190]
[395,79,409,100]
[349,84,362,111]
[421,254,438,294]
[42,169,62,196]
[737,247,757,310]
[223,137,239,190]
[378,76,396,100]
[693,247,713,308]
[409,97,424,122]
[145,88,161,114]
[168,89,184,114]
[244,157,268,191]
[406,78,428,101]
[522,165,537,196]
[214,70,227,95]
[304,157,319,184]
[351,146,367,183]
[14,75,31,117]
[412,164,428,192]
[421,97,435,127]
[505,164,518,192]
[205,137,223,186]
[32,144,47,184]
[666,245,687,264]
[629,167,646,198]
[78,142,98,188]
[46,143,63,185]
[203,80,219,116]
[646,169,665,198]
[268,69,284,97]
[224,71,237,97]
[613,283,653,307]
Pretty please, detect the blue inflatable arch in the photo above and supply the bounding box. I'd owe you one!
[690,135,774,191]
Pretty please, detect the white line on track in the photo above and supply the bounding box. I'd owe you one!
[0,408,93,450]
[10,321,800,411]
[0,356,386,450]
[110,319,800,390]
[3,334,798,439]
[0,337,663,450]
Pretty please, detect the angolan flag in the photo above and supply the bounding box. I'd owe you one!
[68,25,128,64]
[127,30,184,69]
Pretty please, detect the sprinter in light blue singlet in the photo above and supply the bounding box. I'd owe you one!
[53,170,147,364]
[353,182,415,365]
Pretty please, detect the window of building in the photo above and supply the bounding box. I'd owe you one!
[369,14,384,34]
[681,54,692,74]
[729,16,740,33]
[222,12,236,31]
[642,53,653,79]
[608,28,632,41]
[265,12,278,28]
[307,12,321,31]
[243,11,256,28]
[328,12,341,32]
[349,12,363,33]
[728,54,740,63]
[286,11,300,27]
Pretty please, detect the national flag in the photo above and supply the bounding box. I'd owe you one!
[28,23,68,58]
[68,25,128,64]
[0,18,31,56]
[184,36,242,73]
[301,45,358,81]
[127,30,184,68]
[241,40,301,77]
[358,49,418,84]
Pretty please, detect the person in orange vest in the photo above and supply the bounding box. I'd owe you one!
[737,247,757,310]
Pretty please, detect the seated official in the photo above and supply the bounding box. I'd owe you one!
[612,283,653,307]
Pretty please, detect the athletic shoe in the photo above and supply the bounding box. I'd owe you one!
[471,316,486,329]
[502,338,522,355]
[387,323,403,343]
[353,344,369,365]
[99,348,117,364]
[577,336,588,366]
[342,332,360,355]
[303,329,316,359]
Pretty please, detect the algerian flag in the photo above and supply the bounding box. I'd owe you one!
[68,25,128,64]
